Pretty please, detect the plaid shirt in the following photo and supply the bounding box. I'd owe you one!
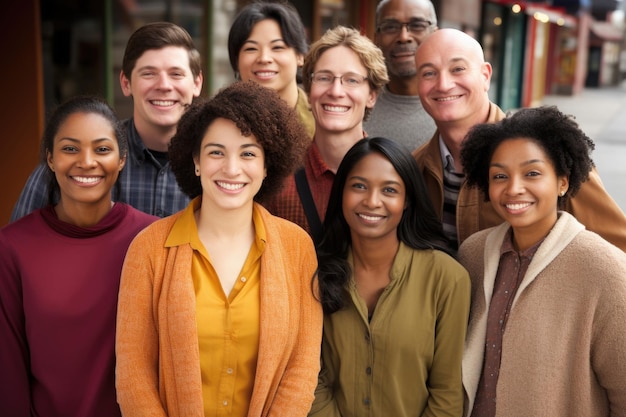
[263,142,335,235]
[10,118,189,221]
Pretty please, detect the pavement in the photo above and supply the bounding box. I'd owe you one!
[541,82,626,211]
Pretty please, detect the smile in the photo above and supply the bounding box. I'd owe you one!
[254,71,277,77]
[435,95,462,102]
[150,100,176,106]
[216,181,245,191]
[505,202,532,210]
[323,105,349,113]
[72,176,102,184]
[358,213,384,221]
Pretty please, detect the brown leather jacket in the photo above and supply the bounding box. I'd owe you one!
[413,102,626,252]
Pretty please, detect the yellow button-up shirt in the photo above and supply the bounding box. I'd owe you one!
[168,199,265,416]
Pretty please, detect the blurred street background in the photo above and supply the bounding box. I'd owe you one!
[542,82,626,211]
[2,0,626,224]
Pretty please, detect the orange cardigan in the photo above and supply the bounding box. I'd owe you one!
[115,202,322,416]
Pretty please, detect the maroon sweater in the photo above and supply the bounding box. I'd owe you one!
[0,203,156,417]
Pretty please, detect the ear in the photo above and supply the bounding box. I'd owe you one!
[366,89,378,109]
[558,175,569,196]
[482,62,493,92]
[193,72,204,97]
[296,53,304,67]
[46,150,56,174]
[120,70,132,97]
[118,153,127,172]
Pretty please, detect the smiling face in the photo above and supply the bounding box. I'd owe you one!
[193,118,266,213]
[375,0,436,80]
[237,19,303,103]
[488,138,569,250]
[416,29,491,129]
[309,46,377,137]
[120,46,202,138]
[342,152,406,243]
[47,112,126,213]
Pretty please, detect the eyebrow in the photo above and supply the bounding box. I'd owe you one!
[58,137,114,144]
[348,175,402,186]
[490,159,545,168]
[243,38,285,45]
[203,142,263,150]
[417,57,468,72]
[136,65,187,72]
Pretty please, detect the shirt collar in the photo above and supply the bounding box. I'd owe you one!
[165,197,267,251]
[438,135,457,173]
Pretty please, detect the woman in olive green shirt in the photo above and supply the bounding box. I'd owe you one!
[310,137,470,417]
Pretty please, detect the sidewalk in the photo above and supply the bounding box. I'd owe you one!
[541,83,626,212]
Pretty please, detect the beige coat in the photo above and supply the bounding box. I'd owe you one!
[458,212,626,416]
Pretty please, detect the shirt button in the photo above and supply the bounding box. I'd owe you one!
[241,277,247,282]
[363,398,370,406]
[222,400,228,406]
[226,368,233,374]
[364,333,370,342]
[366,367,372,375]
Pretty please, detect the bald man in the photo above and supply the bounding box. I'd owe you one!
[363,0,437,151]
[413,28,626,252]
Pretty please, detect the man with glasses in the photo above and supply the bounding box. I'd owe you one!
[364,0,438,151]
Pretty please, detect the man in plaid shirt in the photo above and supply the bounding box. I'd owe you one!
[11,22,203,221]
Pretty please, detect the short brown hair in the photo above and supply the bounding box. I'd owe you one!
[122,22,202,79]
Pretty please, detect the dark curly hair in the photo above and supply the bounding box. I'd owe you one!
[460,105,595,205]
[316,137,449,314]
[169,80,309,202]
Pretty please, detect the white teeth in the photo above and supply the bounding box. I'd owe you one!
[255,72,276,77]
[506,203,531,210]
[151,100,175,106]
[436,95,461,102]
[217,181,245,191]
[323,105,349,112]
[73,176,100,184]
[359,214,384,221]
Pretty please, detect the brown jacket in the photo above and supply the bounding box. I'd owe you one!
[413,101,626,251]
[115,202,323,417]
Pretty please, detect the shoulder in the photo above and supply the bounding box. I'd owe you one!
[259,204,311,241]
[119,203,159,228]
[404,245,469,282]
[128,212,180,246]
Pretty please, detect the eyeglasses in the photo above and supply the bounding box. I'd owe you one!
[377,19,432,35]
[310,71,368,88]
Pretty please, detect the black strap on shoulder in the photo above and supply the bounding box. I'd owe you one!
[294,168,323,244]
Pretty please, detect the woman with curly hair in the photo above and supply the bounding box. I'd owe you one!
[115,81,322,417]
[458,106,626,417]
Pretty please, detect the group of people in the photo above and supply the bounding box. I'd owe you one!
[2,0,626,417]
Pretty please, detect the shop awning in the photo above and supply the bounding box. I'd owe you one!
[590,20,624,41]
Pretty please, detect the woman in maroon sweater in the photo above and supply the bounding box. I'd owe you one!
[0,96,156,416]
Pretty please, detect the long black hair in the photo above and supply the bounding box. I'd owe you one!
[316,137,448,314]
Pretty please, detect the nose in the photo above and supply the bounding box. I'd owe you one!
[257,47,273,64]
[78,149,97,169]
[327,77,346,97]
[398,25,412,42]
[505,176,525,195]
[156,72,173,90]
[363,190,382,208]
[436,71,454,91]
[223,155,242,176]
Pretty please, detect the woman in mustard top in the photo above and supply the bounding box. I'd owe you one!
[115,81,322,417]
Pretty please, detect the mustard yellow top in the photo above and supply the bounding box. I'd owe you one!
[168,199,265,416]
[296,87,315,140]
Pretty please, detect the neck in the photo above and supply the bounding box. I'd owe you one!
[133,116,176,152]
[279,82,300,109]
[314,128,364,173]
[196,199,255,239]
[54,199,114,228]
[351,233,400,270]
[386,75,419,96]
